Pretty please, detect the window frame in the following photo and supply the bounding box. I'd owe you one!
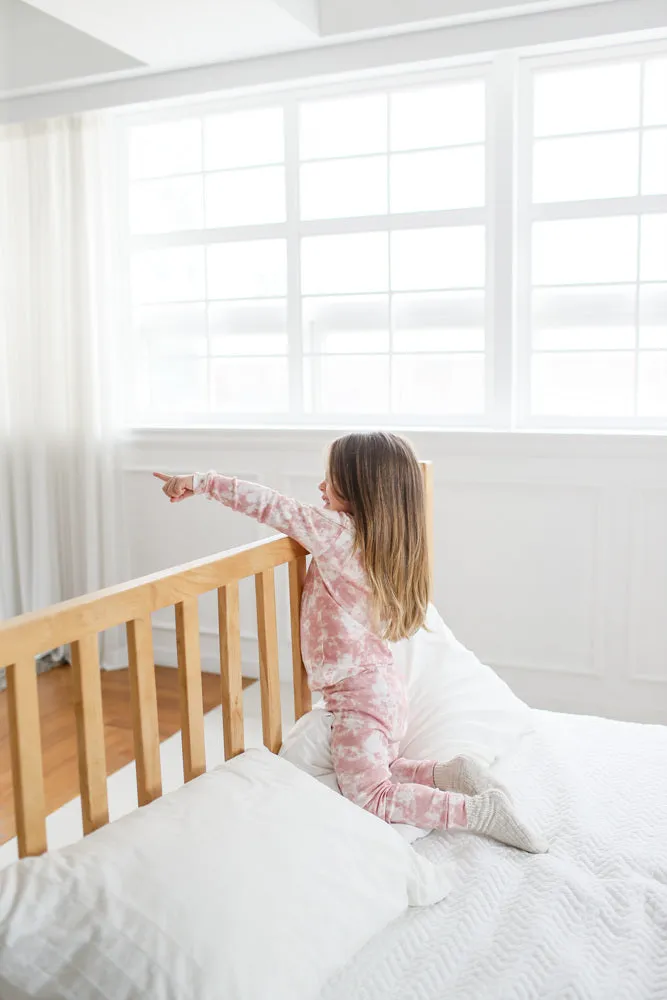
[118,60,497,429]
[516,39,667,431]
[117,37,667,432]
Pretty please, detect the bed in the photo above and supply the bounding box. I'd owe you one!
[1,461,666,1000]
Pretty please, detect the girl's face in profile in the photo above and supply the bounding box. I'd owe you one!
[318,478,351,514]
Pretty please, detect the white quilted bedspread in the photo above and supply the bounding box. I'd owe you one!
[322,710,667,1000]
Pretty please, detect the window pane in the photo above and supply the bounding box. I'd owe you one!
[130,120,201,179]
[532,218,638,285]
[304,356,390,413]
[393,292,485,352]
[211,358,288,413]
[531,352,635,416]
[533,133,638,202]
[300,157,387,220]
[532,286,636,350]
[640,215,667,281]
[391,227,485,291]
[392,354,485,415]
[209,300,287,355]
[299,94,387,160]
[390,80,485,150]
[301,233,388,294]
[132,247,205,304]
[642,130,667,195]
[640,285,667,348]
[207,240,287,299]
[204,108,284,170]
[533,62,640,137]
[136,303,207,357]
[135,303,207,335]
[146,358,208,413]
[638,352,667,416]
[205,166,285,227]
[130,176,203,234]
[303,295,389,353]
[644,58,667,127]
[390,146,485,213]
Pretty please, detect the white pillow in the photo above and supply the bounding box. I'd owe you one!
[0,749,451,1000]
[280,605,533,841]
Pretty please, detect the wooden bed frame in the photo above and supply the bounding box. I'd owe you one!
[0,463,434,862]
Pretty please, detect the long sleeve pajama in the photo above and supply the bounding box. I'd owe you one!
[194,472,465,831]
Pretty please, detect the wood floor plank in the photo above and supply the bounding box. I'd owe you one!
[0,665,255,846]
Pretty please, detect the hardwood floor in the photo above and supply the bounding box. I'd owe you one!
[0,664,255,846]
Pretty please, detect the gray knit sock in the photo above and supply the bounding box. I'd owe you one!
[464,789,549,854]
[433,756,512,800]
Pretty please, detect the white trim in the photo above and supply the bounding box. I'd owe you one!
[3,0,666,121]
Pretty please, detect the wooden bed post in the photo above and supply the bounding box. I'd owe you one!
[126,616,162,805]
[70,635,109,834]
[218,582,245,760]
[288,556,311,721]
[420,461,434,589]
[255,569,283,754]
[6,660,47,858]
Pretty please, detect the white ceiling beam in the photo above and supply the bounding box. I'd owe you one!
[319,0,616,35]
[2,0,664,121]
[272,0,320,33]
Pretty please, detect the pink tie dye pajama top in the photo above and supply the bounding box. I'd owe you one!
[193,472,465,831]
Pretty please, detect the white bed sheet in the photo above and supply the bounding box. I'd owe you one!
[322,709,667,1000]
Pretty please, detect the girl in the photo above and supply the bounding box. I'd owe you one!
[154,431,547,853]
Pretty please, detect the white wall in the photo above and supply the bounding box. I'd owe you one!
[123,428,667,726]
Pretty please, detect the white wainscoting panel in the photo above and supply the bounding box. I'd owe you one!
[628,489,667,685]
[437,483,602,677]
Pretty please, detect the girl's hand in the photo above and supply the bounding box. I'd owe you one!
[153,472,195,503]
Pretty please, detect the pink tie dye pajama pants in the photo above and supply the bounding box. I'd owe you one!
[323,666,466,831]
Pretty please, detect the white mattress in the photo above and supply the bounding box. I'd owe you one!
[322,710,667,1000]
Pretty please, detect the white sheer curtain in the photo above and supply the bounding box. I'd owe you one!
[0,113,128,671]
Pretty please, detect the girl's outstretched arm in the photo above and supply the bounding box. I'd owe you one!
[189,471,346,556]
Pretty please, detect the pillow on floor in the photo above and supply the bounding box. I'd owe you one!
[280,605,533,841]
[0,750,451,1000]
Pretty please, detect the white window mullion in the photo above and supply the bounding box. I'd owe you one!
[487,53,516,429]
[284,98,303,419]
[515,58,535,427]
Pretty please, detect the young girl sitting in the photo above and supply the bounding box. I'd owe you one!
[154,431,547,853]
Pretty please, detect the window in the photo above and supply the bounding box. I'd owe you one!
[125,70,489,425]
[519,52,667,424]
[122,41,667,430]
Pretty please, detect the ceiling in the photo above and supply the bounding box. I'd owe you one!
[1,0,621,99]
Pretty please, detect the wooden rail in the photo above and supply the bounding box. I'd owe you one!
[0,462,433,860]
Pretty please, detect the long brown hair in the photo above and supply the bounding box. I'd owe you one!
[327,431,430,642]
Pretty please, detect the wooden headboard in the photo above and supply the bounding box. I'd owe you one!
[0,462,433,860]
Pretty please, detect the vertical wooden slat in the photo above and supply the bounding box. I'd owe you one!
[255,569,282,753]
[175,597,206,782]
[288,556,311,720]
[218,583,245,760]
[420,460,434,589]
[126,616,162,805]
[70,635,109,834]
[6,659,47,858]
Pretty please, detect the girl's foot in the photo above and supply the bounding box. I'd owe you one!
[434,756,511,800]
[462,789,548,854]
